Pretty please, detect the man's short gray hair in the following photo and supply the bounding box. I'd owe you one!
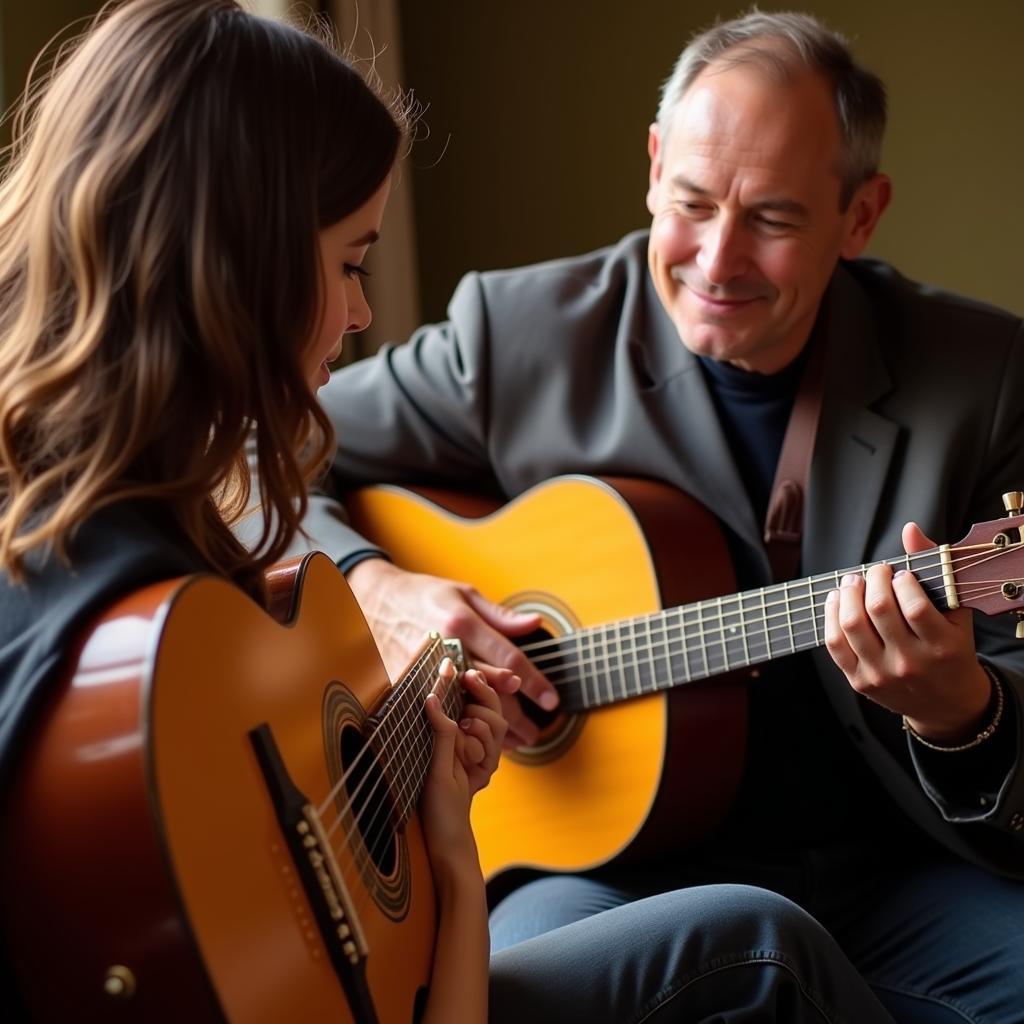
[656,10,886,208]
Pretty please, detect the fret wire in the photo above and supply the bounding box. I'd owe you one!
[523,542,1008,672]
[553,542,1013,708]
[739,592,751,665]
[664,608,677,687]
[646,612,658,692]
[717,596,729,672]
[628,615,640,697]
[581,626,598,708]
[759,587,769,664]
[699,598,709,678]
[784,581,795,653]
[807,577,819,646]
[591,624,602,702]
[687,603,697,675]
[608,622,620,704]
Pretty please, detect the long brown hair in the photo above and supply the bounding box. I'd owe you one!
[0,0,402,595]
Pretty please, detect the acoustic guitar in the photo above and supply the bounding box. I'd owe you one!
[2,551,465,1023]
[345,476,1024,897]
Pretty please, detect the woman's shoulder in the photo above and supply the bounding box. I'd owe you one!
[0,500,210,778]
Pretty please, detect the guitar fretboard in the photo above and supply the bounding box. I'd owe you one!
[537,550,953,712]
[369,639,464,824]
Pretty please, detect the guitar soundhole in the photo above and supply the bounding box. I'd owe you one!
[338,723,398,878]
[506,617,585,765]
[516,626,563,732]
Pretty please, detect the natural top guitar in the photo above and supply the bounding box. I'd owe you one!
[345,476,1024,896]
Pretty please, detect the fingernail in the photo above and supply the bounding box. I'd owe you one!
[509,675,522,692]
[459,719,472,730]
[825,589,838,604]
[841,574,859,587]
[539,691,558,711]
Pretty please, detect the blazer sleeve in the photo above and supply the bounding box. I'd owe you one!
[909,318,1024,842]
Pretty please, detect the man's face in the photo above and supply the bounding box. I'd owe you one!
[646,61,888,374]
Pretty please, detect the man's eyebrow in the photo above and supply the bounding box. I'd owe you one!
[348,229,380,247]
[668,176,808,217]
[670,175,713,197]
[754,198,809,217]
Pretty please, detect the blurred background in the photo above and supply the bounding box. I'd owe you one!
[3,0,1021,358]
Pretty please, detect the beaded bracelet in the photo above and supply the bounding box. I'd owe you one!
[902,666,1005,753]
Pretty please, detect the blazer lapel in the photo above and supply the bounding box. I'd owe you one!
[804,264,900,576]
[635,263,903,579]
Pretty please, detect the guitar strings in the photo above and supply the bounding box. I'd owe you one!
[328,698,435,929]
[338,667,489,929]
[322,541,1008,851]
[326,542,1006,819]
[541,576,1014,707]
[333,668,445,925]
[319,642,447,828]
[316,639,443,817]
[303,539,1020,917]
[543,580,1012,708]
[519,543,1013,672]
[513,545,1017,705]
[539,568,1007,687]
[517,542,1004,662]
[317,649,442,916]
[317,645,467,914]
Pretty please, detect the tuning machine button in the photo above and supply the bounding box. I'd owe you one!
[1002,492,1024,516]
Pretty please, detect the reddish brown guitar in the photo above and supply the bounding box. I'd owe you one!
[2,552,465,1023]
[345,477,1024,896]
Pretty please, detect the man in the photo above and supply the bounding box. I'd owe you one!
[300,11,1024,1021]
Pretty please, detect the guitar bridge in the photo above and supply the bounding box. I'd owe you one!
[249,722,378,1024]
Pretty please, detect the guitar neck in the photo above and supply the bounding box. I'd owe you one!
[544,547,957,712]
[367,637,465,825]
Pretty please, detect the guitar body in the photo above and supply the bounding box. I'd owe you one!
[345,476,749,892]
[2,553,435,1023]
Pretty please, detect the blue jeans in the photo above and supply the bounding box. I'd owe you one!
[487,853,1024,1023]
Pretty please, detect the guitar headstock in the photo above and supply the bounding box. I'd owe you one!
[951,492,1024,622]
[442,637,469,673]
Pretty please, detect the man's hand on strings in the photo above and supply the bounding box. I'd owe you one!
[823,521,993,743]
[347,557,559,748]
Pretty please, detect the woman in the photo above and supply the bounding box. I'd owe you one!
[0,2,500,1021]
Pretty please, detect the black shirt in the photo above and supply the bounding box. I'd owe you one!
[696,353,916,852]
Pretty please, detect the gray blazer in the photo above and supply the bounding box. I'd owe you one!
[308,230,1024,876]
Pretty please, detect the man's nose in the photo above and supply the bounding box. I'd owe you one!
[696,216,749,286]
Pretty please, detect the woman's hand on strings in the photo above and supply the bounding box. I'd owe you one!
[420,661,507,879]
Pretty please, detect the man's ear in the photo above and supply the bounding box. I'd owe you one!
[646,123,662,217]
[840,173,892,259]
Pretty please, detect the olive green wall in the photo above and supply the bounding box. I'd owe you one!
[5,3,1020,320]
[1,0,101,143]
[398,1,1024,321]
[0,0,289,145]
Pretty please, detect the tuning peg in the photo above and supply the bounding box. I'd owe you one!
[1003,492,1024,516]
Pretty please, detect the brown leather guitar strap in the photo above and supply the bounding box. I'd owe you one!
[763,330,827,583]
